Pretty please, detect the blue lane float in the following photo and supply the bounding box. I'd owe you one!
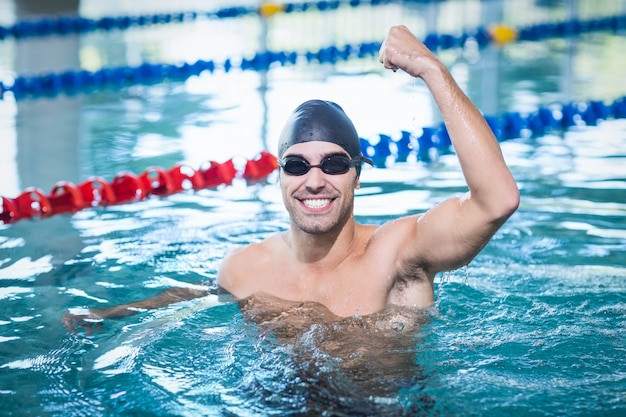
[2,9,623,46]
[0,43,386,100]
[360,96,626,166]
[0,1,404,41]
[2,2,623,43]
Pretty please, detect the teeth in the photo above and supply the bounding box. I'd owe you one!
[302,198,331,209]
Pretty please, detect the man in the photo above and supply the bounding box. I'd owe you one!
[63,25,519,332]
[217,24,519,317]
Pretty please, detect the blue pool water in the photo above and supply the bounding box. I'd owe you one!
[1,1,626,416]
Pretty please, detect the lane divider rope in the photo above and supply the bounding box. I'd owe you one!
[2,14,625,101]
[2,95,625,225]
[0,1,401,41]
[1,151,277,225]
[361,96,626,167]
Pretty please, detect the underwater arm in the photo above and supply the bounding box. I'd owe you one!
[62,285,210,334]
[379,25,519,273]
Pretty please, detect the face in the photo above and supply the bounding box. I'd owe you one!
[279,142,360,235]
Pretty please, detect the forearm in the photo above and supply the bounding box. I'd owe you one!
[63,285,211,333]
[91,286,209,319]
[423,65,515,196]
[380,25,518,215]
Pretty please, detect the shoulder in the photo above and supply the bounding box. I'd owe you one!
[217,233,283,298]
[363,214,431,271]
[367,215,421,248]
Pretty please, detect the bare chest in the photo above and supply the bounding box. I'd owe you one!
[260,257,393,316]
[235,230,434,316]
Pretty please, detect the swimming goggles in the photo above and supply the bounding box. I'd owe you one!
[279,154,361,176]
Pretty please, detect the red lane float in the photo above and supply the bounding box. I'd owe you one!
[1,151,278,225]
[79,177,117,207]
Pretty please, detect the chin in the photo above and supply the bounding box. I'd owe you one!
[300,224,336,235]
[294,218,338,235]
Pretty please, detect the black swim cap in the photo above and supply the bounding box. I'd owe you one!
[277,100,373,174]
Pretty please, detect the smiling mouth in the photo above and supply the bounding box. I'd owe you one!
[301,198,332,209]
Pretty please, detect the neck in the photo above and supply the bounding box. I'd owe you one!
[285,218,358,266]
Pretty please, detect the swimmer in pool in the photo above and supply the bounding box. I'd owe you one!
[62,25,519,333]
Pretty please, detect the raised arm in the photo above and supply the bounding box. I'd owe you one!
[379,25,519,274]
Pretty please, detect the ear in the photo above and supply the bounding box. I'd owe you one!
[354,177,361,189]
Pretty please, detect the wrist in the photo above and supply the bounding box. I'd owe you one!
[415,59,448,84]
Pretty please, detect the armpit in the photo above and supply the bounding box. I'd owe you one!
[394,259,430,289]
[388,264,434,308]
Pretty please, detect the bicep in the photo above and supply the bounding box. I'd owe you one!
[400,193,503,274]
[417,193,501,273]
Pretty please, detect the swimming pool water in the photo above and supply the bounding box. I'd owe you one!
[1,1,626,416]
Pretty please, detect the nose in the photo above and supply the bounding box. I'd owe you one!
[304,166,326,192]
